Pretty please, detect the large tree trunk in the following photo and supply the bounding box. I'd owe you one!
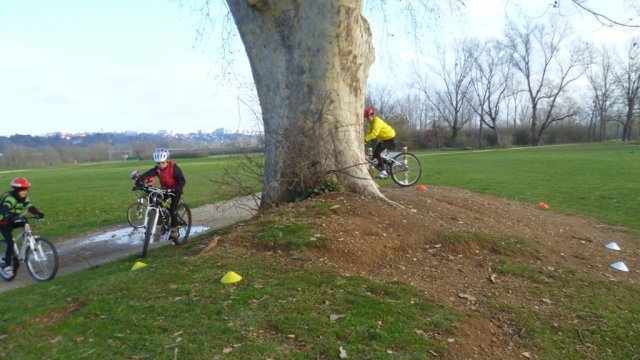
[227,0,382,207]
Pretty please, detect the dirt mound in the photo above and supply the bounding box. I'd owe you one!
[216,186,640,358]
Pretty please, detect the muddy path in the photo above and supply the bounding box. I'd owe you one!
[0,196,258,293]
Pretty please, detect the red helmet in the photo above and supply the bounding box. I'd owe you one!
[11,177,31,189]
[364,105,375,118]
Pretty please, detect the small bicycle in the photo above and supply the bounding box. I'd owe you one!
[134,184,192,258]
[367,146,422,187]
[0,216,59,282]
[127,182,185,229]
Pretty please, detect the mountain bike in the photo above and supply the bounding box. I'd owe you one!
[0,216,59,282]
[367,146,422,187]
[138,186,192,258]
[127,181,185,229]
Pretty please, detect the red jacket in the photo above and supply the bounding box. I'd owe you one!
[139,161,186,192]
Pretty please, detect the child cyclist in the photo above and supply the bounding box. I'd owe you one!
[363,105,396,179]
[134,148,186,240]
[0,178,45,276]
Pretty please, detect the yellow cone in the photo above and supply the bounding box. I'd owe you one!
[131,261,147,271]
[221,271,243,284]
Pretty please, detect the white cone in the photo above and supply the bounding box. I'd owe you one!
[610,262,629,272]
[604,242,621,251]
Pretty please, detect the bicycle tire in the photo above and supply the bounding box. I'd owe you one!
[142,208,158,258]
[126,202,146,228]
[171,203,192,245]
[26,238,58,282]
[0,241,17,282]
[390,152,422,187]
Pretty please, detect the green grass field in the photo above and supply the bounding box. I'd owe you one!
[418,142,640,230]
[0,142,638,240]
[0,142,639,359]
[0,154,260,239]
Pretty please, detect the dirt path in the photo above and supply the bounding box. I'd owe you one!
[0,196,258,293]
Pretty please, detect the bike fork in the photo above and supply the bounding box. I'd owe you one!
[145,208,160,238]
[26,237,42,261]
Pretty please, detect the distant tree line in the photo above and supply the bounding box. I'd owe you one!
[0,134,263,166]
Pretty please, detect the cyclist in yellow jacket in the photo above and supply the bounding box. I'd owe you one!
[364,105,396,179]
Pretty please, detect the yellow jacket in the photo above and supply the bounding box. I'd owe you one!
[365,116,396,142]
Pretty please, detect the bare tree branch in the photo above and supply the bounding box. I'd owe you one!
[569,0,640,28]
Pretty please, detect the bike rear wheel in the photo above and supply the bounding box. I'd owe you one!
[0,241,17,282]
[142,208,158,258]
[26,238,58,282]
[171,203,192,245]
[126,202,146,228]
[390,152,422,187]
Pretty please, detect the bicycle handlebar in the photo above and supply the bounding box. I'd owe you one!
[132,184,175,196]
[12,215,43,224]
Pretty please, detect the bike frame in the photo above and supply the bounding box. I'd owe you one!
[367,149,400,173]
[366,146,421,187]
[144,188,167,240]
[11,222,39,263]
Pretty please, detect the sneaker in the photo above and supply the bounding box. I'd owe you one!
[169,227,179,240]
[377,170,389,179]
[3,266,13,277]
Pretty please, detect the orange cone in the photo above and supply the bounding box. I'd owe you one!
[416,185,427,191]
[537,202,549,209]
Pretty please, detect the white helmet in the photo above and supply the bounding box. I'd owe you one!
[152,148,170,162]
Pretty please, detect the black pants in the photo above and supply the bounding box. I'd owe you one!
[1,223,21,266]
[374,138,396,171]
[167,192,181,228]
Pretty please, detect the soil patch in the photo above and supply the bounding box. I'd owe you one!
[210,186,640,359]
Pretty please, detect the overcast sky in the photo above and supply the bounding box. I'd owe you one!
[1,0,638,136]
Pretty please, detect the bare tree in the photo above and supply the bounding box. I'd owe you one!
[468,39,512,147]
[414,40,477,147]
[503,82,528,128]
[613,38,640,141]
[505,19,589,146]
[396,92,434,148]
[587,45,617,141]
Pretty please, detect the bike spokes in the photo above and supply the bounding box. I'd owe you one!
[172,203,192,245]
[390,152,422,187]
[26,238,58,282]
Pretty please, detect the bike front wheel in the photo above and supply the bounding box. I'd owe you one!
[171,203,192,245]
[390,152,422,187]
[142,208,158,258]
[0,241,17,282]
[26,238,58,282]
[127,202,146,228]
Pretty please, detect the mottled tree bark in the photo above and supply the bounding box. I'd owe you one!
[226,0,382,207]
